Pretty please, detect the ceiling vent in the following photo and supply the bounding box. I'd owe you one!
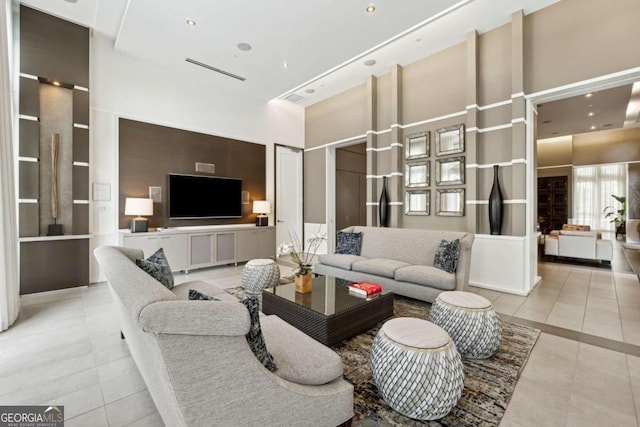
[284,93,305,103]
[185,58,246,81]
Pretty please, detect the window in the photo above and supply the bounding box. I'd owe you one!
[573,164,627,231]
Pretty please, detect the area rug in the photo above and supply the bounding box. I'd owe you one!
[333,295,540,427]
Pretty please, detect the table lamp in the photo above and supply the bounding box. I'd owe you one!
[253,200,271,227]
[125,197,153,232]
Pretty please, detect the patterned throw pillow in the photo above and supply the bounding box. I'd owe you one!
[433,239,460,274]
[241,296,277,372]
[188,289,220,301]
[135,248,174,289]
[335,231,363,255]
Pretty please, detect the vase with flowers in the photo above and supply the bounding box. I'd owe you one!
[277,230,326,293]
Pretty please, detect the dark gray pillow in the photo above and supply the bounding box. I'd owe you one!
[335,231,363,255]
[241,296,277,372]
[433,239,460,273]
[135,248,174,289]
[188,289,220,301]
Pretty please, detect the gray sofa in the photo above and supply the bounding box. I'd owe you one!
[314,226,474,303]
[94,246,353,427]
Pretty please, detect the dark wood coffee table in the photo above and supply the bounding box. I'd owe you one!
[262,275,394,346]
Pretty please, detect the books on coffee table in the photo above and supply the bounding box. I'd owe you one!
[348,282,382,296]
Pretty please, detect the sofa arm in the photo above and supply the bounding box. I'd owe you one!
[138,300,251,336]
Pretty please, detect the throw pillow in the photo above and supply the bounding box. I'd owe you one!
[433,239,460,274]
[335,231,363,255]
[135,247,174,290]
[188,289,220,301]
[241,296,277,372]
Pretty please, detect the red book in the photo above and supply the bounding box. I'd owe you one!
[348,282,382,296]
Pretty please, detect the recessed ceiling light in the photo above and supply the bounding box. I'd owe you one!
[590,125,596,130]
[588,112,594,117]
[415,38,422,42]
[305,89,315,94]
[52,81,61,86]
[603,123,614,127]
[63,0,78,3]
[237,43,252,52]
[364,59,376,66]
[586,93,593,98]
[551,132,559,135]
[542,120,552,124]
[186,19,197,27]
[282,61,289,68]
[366,4,376,13]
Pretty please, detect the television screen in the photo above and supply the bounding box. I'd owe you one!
[169,174,242,219]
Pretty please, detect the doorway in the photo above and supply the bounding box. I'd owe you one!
[335,143,367,232]
[275,144,303,247]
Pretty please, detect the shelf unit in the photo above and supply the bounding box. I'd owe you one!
[537,176,568,233]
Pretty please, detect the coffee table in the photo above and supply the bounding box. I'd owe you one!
[262,275,394,346]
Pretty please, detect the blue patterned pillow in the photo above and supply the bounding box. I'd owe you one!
[241,296,277,372]
[335,231,363,255]
[188,289,220,301]
[135,248,174,289]
[433,239,460,273]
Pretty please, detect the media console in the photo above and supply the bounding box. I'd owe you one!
[119,224,276,273]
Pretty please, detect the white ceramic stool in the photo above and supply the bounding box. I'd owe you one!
[370,317,464,420]
[429,291,502,359]
[241,259,280,295]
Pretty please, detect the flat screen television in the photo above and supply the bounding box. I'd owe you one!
[168,174,242,219]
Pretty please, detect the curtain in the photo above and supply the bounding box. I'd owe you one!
[0,0,20,331]
[573,164,627,231]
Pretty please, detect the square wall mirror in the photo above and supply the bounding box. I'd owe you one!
[436,188,465,216]
[435,124,465,156]
[435,156,465,186]
[405,131,429,160]
[405,161,429,187]
[405,190,430,215]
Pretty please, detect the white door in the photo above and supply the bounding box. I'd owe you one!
[275,145,303,248]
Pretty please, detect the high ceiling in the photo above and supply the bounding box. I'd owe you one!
[19,0,560,106]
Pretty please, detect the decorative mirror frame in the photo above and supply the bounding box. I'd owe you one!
[405,190,430,216]
[435,156,465,186]
[405,131,430,160]
[435,124,465,156]
[436,188,465,216]
[404,160,430,188]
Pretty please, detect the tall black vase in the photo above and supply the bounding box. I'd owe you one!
[379,176,389,227]
[489,165,503,235]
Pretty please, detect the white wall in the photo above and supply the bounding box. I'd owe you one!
[89,34,304,282]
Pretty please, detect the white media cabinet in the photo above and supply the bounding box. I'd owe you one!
[119,224,276,273]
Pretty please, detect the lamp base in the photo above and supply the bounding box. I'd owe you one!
[255,216,268,227]
[130,218,149,233]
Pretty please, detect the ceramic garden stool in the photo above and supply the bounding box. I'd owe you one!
[241,259,280,295]
[429,291,502,359]
[369,317,464,420]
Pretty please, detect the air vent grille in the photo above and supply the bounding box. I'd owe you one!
[185,58,246,81]
[284,93,304,103]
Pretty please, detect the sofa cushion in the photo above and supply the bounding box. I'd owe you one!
[433,239,460,273]
[188,289,220,301]
[240,296,277,372]
[560,230,598,238]
[335,231,363,255]
[135,248,174,289]
[171,280,236,301]
[352,258,410,279]
[394,265,456,291]
[317,253,367,271]
[261,315,344,385]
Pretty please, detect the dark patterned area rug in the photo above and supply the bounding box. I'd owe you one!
[333,296,540,427]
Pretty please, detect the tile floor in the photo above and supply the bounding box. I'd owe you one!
[0,259,638,426]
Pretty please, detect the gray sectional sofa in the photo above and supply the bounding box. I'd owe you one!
[314,226,474,303]
[94,246,353,427]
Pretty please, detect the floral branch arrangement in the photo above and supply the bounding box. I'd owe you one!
[277,229,327,276]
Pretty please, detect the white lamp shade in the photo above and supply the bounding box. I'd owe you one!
[252,200,271,214]
[125,198,153,216]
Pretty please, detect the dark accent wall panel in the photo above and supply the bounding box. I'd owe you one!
[19,162,39,199]
[20,239,89,294]
[19,77,39,116]
[20,6,89,87]
[72,165,89,199]
[19,204,39,237]
[73,90,89,125]
[19,119,40,158]
[73,127,89,162]
[118,119,266,229]
[73,204,89,234]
